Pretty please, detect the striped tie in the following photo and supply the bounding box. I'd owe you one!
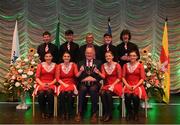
[45,44,49,52]
[67,42,70,51]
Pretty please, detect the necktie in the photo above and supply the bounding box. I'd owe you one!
[67,42,70,51]
[45,44,49,52]
[124,44,127,50]
[106,45,109,51]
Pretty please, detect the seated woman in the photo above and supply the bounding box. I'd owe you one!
[34,52,57,118]
[96,51,122,122]
[56,52,79,120]
[122,50,147,121]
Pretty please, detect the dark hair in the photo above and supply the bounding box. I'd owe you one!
[105,51,114,56]
[63,51,71,57]
[104,33,112,38]
[120,29,131,41]
[65,30,74,35]
[43,31,51,36]
[128,50,139,60]
[44,51,52,56]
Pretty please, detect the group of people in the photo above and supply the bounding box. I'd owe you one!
[34,29,147,123]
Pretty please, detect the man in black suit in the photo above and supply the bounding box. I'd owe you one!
[99,33,118,63]
[78,33,100,61]
[75,47,102,123]
[116,29,140,67]
[59,30,79,63]
[37,31,59,63]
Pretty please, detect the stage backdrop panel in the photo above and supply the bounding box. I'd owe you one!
[0,0,179,93]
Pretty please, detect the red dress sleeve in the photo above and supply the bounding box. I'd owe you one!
[140,63,146,80]
[116,63,122,80]
[56,64,61,82]
[36,64,42,78]
[122,64,127,78]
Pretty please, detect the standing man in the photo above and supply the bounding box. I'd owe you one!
[116,29,140,67]
[99,33,118,63]
[78,33,100,61]
[59,30,79,63]
[37,31,59,63]
[75,47,102,123]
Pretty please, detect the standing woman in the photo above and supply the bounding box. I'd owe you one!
[34,52,57,118]
[122,50,147,121]
[56,52,80,120]
[96,51,122,122]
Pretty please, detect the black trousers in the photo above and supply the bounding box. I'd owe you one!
[124,93,140,117]
[58,91,74,116]
[78,83,100,115]
[37,89,54,115]
[100,90,113,117]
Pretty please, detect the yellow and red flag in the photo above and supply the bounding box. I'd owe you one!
[160,19,170,104]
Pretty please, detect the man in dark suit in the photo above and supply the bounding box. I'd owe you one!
[116,29,140,67]
[78,33,100,61]
[37,31,59,63]
[59,30,79,63]
[99,33,118,63]
[75,47,102,123]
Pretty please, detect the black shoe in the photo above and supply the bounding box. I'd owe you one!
[103,115,112,122]
[41,113,46,119]
[46,113,53,118]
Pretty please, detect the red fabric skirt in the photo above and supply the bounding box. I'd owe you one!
[32,84,56,96]
[101,83,123,97]
[123,85,147,100]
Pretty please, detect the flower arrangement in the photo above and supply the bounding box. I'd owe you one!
[3,48,39,97]
[140,49,165,102]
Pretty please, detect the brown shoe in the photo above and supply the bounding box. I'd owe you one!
[90,113,98,123]
[75,113,81,122]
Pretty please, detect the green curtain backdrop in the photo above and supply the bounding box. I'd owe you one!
[0,0,179,93]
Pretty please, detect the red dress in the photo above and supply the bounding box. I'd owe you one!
[101,62,123,96]
[33,62,57,96]
[123,62,147,100]
[56,62,78,95]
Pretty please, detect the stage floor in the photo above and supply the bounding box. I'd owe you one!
[0,94,180,124]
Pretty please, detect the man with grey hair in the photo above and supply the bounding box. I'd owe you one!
[75,47,102,123]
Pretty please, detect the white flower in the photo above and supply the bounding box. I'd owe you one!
[4,82,9,86]
[27,71,33,76]
[16,58,21,62]
[15,82,21,87]
[147,72,152,77]
[23,81,28,85]
[10,80,14,83]
[148,53,152,57]
[144,65,147,69]
[11,75,16,80]
[34,53,39,57]
[31,61,35,65]
[16,65,21,69]
[18,69,23,74]
[146,83,151,88]
[24,58,29,62]
[9,86,13,90]
[22,74,27,79]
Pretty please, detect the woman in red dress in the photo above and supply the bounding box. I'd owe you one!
[96,51,122,122]
[122,50,147,121]
[56,52,80,120]
[34,52,57,118]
